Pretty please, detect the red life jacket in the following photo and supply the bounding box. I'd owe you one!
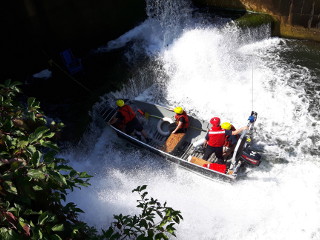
[175,112,189,129]
[224,124,237,147]
[207,126,226,147]
[118,105,136,124]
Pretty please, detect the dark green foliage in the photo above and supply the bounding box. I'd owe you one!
[0,79,92,239]
[102,185,183,240]
[0,80,182,239]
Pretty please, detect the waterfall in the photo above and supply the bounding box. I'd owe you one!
[65,0,320,239]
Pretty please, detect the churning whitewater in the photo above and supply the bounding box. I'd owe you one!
[65,0,320,239]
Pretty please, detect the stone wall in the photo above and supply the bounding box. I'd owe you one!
[1,0,146,81]
[193,0,320,42]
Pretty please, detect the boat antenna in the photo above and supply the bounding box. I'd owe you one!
[251,65,254,111]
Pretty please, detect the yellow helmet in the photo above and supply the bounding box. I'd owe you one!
[221,122,231,130]
[116,99,125,107]
[174,107,184,114]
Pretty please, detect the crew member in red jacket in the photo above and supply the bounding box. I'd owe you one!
[169,106,189,134]
[203,117,247,164]
[110,99,151,143]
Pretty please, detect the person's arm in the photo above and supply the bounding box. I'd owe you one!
[231,126,248,135]
[172,121,183,134]
[203,133,209,147]
[109,117,118,125]
[109,112,122,125]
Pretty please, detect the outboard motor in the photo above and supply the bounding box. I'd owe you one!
[228,111,260,174]
[240,147,261,166]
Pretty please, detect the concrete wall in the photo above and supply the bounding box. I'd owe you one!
[193,0,320,42]
[1,0,146,81]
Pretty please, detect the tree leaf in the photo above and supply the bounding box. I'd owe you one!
[155,232,169,240]
[49,171,67,186]
[33,227,43,239]
[3,181,18,195]
[42,132,55,139]
[38,212,49,225]
[56,165,73,171]
[0,227,21,240]
[28,126,49,143]
[27,169,46,180]
[31,151,42,167]
[50,234,63,240]
[139,219,148,230]
[26,145,37,155]
[102,227,114,238]
[32,185,43,191]
[27,97,36,108]
[29,112,36,122]
[17,140,29,149]
[78,172,92,178]
[51,224,64,232]
[40,141,59,151]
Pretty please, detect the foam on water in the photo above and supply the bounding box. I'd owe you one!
[65,0,320,239]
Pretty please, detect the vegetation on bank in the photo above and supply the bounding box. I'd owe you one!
[235,12,274,29]
[0,79,182,239]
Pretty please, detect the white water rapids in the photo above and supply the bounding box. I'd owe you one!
[64,0,320,239]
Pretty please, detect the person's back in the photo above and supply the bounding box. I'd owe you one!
[221,122,239,158]
[110,99,151,143]
[109,100,135,128]
[169,106,189,134]
[117,104,136,124]
[203,118,248,163]
[221,122,238,147]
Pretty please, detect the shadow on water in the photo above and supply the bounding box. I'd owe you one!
[22,42,167,142]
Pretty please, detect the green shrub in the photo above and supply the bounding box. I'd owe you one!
[102,185,183,240]
[0,80,183,239]
[0,79,92,239]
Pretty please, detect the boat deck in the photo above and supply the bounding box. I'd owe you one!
[99,100,218,163]
[97,99,261,181]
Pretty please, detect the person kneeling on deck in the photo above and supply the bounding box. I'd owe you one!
[169,107,189,134]
[221,122,239,158]
[109,99,151,143]
[203,117,247,164]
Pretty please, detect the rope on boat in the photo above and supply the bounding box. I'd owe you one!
[40,49,93,93]
[48,59,93,93]
[142,111,207,132]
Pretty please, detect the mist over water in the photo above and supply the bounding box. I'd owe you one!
[65,0,320,239]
